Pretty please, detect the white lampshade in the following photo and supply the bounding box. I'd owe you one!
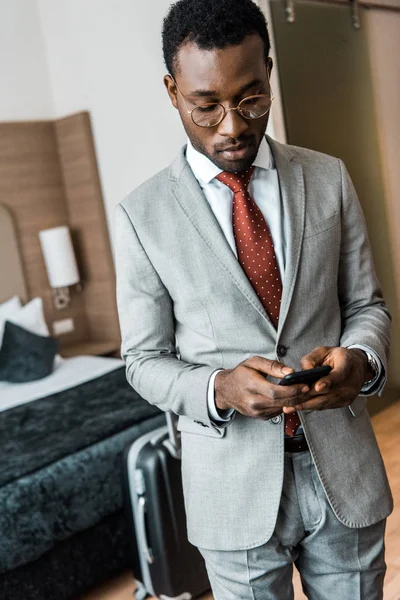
[39,226,80,288]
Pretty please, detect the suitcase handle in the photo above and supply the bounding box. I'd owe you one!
[137,496,154,564]
[165,412,181,459]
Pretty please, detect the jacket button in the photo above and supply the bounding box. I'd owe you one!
[270,415,282,425]
[277,344,287,358]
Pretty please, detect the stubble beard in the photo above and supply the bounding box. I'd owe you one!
[184,123,267,173]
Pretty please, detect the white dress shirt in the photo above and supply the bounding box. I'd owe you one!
[185,137,382,423]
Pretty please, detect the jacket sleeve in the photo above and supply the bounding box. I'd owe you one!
[115,202,223,429]
[338,158,391,382]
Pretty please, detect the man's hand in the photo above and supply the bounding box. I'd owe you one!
[282,346,370,414]
[215,356,310,420]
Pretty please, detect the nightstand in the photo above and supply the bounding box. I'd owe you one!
[61,340,121,358]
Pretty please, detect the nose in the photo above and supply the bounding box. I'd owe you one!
[217,107,249,139]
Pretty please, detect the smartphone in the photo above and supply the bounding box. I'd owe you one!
[279,365,332,386]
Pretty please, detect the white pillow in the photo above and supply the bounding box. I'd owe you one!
[0,296,21,316]
[9,297,50,337]
[0,296,22,346]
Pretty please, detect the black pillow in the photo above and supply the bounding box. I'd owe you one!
[0,321,59,383]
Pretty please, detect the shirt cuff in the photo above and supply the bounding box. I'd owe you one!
[347,344,384,396]
[207,369,235,422]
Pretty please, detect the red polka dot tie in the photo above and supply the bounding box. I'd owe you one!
[216,167,301,436]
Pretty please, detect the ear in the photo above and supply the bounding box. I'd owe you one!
[267,57,273,77]
[164,74,179,109]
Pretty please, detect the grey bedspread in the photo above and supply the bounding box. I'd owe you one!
[0,366,165,573]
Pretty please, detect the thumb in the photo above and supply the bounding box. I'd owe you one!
[301,346,331,370]
[246,356,294,378]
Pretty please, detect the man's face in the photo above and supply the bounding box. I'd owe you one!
[164,34,272,173]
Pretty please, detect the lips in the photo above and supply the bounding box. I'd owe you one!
[219,143,252,160]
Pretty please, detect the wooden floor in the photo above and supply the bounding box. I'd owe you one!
[81,402,400,600]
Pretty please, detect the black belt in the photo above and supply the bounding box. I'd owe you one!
[284,434,309,453]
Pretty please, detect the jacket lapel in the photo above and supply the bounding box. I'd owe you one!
[267,136,306,335]
[170,138,305,335]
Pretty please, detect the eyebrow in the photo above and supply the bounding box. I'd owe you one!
[188,78,264,99]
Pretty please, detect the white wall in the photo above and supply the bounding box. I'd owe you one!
[257,0,287,144]
[38,0,187,249]
[0,0,54,120]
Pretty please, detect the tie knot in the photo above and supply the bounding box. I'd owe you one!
[216,166,255,194]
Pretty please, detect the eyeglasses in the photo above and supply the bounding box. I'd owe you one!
[173,77,274,128]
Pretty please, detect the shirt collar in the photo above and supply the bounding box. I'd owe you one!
[186,135,273,186]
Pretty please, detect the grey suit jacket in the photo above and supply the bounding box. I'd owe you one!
[116,136,392,551]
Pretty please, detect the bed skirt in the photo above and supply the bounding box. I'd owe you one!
[0,509,132,600]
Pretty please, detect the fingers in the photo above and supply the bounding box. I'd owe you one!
[246,384,309,418]
[300,346,331,370]
[280,347,363,415]
[284,381,355,412]
[313,378,329,394]
[285,395,333,412]
[245,355,294,378]
[313,348,351,393]
[262,381,310,406]
[244,356,310,406]
[300,346,349,395]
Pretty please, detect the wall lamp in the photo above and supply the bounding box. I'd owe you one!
[39,226,81,310]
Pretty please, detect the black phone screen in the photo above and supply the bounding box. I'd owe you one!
[279,365,332,386]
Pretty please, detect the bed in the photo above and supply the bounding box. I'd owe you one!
[0,353,165,599]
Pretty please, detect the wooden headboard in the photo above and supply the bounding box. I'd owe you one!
[0,205,28,304]
[0,112,120,352]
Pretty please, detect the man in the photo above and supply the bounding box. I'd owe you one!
[115,0,392,598]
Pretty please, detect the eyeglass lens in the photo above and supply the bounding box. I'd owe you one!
[191,95,272,127]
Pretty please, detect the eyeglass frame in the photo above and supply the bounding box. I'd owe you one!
[171,74,274,128]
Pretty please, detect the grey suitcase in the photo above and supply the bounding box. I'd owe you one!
[122,413,210,599]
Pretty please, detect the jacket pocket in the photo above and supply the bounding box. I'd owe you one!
[177,415,226,438]
[303,213,339,239]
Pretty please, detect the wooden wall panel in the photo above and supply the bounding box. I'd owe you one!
[0,205,28,304]
[54,112,120,345]
[0,121,89,344]
[0,112,120,351]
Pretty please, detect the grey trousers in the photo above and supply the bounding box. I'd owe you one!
[199,451,386,600]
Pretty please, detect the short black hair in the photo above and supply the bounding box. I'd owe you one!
[162,0,271,76]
